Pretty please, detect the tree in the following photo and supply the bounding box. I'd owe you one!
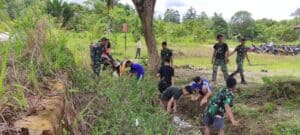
[132,0,160,71]
[291,8,300,23]
[183,7,197,21]
[291,8,300,18]
[198,11,208,21]
[163,9,180,23]
[230,11,255,39]
[211,13,228,36]
[46,0,74,27]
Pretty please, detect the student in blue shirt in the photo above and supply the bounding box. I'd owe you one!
[190,76,213,107]
[125,60,145,81]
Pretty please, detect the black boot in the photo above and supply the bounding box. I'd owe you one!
[241,74,247,84]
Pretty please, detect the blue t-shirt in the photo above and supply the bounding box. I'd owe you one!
[130,63,145,76]
[190,79,212,94]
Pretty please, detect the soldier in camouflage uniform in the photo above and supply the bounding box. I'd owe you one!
[212,34,229,83]
[204,77,238,135]
[229,38,251,84]
[160,41,173,66]
[90,38,108,76]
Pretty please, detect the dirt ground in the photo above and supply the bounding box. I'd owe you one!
[174,67,300,135]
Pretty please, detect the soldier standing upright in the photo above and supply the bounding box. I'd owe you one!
[229,38,251,84]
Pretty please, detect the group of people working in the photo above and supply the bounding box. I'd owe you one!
[91,34,251,135]
[157,35,250,135]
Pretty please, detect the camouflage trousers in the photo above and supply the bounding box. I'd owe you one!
[230,61,245,82]
[212,59,228,81]
[92,62,101,76]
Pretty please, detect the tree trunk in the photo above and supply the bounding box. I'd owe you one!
[132,0,160,72]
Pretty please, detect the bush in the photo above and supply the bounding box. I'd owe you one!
[261,76,300,99]
[91,75,175,134]
[263,102,276,113]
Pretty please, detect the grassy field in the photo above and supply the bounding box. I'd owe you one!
[67,32,300,76]
[63,32,300,134]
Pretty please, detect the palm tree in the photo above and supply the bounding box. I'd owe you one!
[46,0,74,27]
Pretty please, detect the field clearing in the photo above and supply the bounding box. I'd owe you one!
[63,32,300,134]
[67,33,300,77]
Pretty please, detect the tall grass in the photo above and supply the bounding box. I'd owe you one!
[0,44,8,98]
[89,73,175,134]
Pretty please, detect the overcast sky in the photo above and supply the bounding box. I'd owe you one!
[67,0,300,21]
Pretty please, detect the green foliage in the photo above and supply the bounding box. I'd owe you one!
[230,11,255,39]
[91,76,175,134]
[0,45,8,98]
[234,103,260,118]
[42,31,75,74]
[274,122,300,135]
[164,9,180,23]
[46,0,74,27]
[263,102,276,113]
[183,7,197,22]
[262,76,300,99]
[211,13,228,37]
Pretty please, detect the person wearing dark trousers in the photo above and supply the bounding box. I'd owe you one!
[157,59,175,93]
[204,77,238,135]
[160,86,193,113]
[229,38,251,84]
[135,38,142,59]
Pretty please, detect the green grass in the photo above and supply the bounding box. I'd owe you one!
[0,44,8,98]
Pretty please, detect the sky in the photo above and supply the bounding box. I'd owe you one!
[67,0,300,21]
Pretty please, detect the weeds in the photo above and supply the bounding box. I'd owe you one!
[261,76,300,99]
[91,74,174,134]
[0,45,8,98]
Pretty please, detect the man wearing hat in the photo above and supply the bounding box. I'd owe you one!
[229,38,251,84]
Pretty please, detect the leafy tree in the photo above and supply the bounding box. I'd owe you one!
[211,13,228,37]
[132,0,160,71]
[230,11,255,39]
[164,9,180,23]
[198,11,208,21]
[183,7,197,21]
[291,8,300,18]
[46,0,74,27]
[254,19,277,41]
[4,0,16,19]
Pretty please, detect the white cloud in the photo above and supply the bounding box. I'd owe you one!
[69,0,300,21]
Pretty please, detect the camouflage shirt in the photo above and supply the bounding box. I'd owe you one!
[205,87,234,117]
[161,48,173,61]
[90,43,106,63]
[235,45,248,62]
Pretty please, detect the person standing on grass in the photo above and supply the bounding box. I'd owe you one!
[157,59,175,93]
[212,34,229,83]
[125,60,145,81]
[203,77,238,135]
[135,38,142,59]
[190,76,213,107]
[90,37,108,76]
[229,38,251,84]
[160,86,193,113]
[161,41,173,66]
